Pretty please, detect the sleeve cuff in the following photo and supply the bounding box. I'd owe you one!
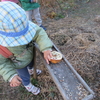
[42,49,52,53]
[9,74,18,82]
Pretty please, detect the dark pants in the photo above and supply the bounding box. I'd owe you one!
[17,60,33,86]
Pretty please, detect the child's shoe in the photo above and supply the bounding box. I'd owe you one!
[40,25,46,31]
[28,68,42,75]
[25,83,40,95]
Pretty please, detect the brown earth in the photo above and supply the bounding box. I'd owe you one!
[0,0,100,100]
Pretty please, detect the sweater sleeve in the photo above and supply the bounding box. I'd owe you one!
[33,25,53,52]
[0,55,17,82]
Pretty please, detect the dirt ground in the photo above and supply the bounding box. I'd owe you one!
[0,0,100,100]
[43,0,100,99]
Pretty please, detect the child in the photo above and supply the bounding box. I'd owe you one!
[0,1,53,95]
[20,0,46,30]
[1,0,41,76]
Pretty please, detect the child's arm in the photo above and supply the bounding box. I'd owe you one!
[33,25,53,52]
[32,23,53,64]
[0,56,18,82]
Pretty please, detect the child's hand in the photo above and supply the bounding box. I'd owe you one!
[43,50,53,64]
[10,75,22,87]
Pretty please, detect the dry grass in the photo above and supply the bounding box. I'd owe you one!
[50,33,100,100]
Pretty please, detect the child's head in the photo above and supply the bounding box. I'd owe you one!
[0,1,37,47]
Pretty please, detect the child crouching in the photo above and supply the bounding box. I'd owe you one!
[0,1,53,95]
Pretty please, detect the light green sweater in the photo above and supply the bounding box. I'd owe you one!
[0,25,53,82]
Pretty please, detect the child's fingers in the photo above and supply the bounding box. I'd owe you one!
[50,52,53,58]
[10,83,17,87]
[16,77,22,85]
[10,83,13,87]
[10,76,22,87]
[10,82,21,87]
[46,58,49,64]
[46,54,52,64]
[17,76,22,82]
[16,80,21,85]
[43,50,53,64]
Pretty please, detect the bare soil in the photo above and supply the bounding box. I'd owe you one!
[0,0,100,100]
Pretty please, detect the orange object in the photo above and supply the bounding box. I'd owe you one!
[50,51,62,64]
[0,45,13,58]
